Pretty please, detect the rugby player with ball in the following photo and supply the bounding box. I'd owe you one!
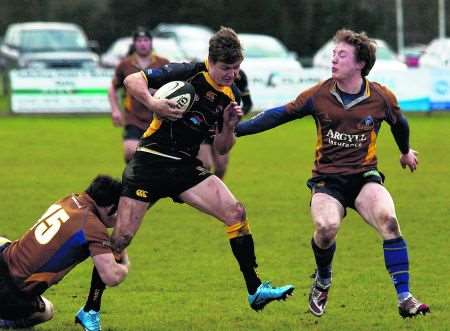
[75,27,294,331]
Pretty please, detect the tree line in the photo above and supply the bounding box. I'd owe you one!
[0,0,446,57]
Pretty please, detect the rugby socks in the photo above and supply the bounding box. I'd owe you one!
[383,236,411,301]
[311,238,335,288]
[83,267,106,312]
[227,222,261,294]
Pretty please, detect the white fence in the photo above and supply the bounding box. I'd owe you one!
[9,67,450,113]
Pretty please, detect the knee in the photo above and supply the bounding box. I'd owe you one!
[315,222,339,248]
[379,215,400,237]
[225,201,246,225]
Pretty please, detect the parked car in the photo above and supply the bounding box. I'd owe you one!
[419,38,450,69]
[238,33,303,87]
[0,22,99,71]
[399,44,426,68]
[100,37,132,68]
[100,36,187,68]
[152,23,213,61]
[153,37,189,63]
[313,38,407,73]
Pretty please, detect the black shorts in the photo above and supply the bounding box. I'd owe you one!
[307,169,385,210]
[0,245,44,320]
[123,124,145,141]
[121,150,212,204]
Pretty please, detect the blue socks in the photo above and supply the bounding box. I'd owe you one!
[383,236,411,301]
[311,236,411,301]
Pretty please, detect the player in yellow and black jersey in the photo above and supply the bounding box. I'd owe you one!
[122,26,294,310]
[78,28,294,326]
[137,60,243,159]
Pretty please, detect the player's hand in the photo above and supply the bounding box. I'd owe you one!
[223,102,243,129]
[400,149,419,172]
[111,109,123,127]
[151,98,184,121]
[114,249,130,267]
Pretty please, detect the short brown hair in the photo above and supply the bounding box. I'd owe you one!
[209,26,243,64]
[334,29,376,77]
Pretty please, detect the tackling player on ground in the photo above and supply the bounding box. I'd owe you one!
[236,28,429,318]
[0,175,128,329]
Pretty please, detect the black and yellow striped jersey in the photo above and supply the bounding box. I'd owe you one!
[139,62,242,159]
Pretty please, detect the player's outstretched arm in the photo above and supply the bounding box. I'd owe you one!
[235,105,296,137]
[92,252,129,287]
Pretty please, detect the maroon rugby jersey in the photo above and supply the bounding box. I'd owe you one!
[113,53,170,130]
[1,193,112,296]
[285,78,403,175]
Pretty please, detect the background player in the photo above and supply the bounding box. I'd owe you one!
[0,175,129,329]
[109,27,170,163]
[236,28,429,318]
[197,69,253,179]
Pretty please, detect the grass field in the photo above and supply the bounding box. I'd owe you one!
[0,113,449,330]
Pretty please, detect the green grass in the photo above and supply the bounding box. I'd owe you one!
[0,114,449,330]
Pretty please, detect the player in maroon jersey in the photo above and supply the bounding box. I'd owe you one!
[0,175,129,329]
[109,27,170,163]
[236,29,429,318]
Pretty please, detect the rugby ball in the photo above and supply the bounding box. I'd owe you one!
[153,81,195,113]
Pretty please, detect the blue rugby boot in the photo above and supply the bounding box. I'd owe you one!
[248,281,295,311]
[75,308,101,331]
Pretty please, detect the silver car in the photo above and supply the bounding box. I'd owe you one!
[152,23,213,61]
[0,22,99,70]
[100,36,188,68]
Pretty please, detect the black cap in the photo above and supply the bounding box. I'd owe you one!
[133,26,152,40]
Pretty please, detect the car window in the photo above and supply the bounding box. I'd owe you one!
[376,45,396,60]
[241,36,289,58]
[19,29,88,51]
[5,28,20,47]
[175,28,212,41]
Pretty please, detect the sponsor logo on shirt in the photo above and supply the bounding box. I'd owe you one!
[357,116,374,130]
[326,129,367,148]
[205,91,216,102]
[136,189,148,198]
